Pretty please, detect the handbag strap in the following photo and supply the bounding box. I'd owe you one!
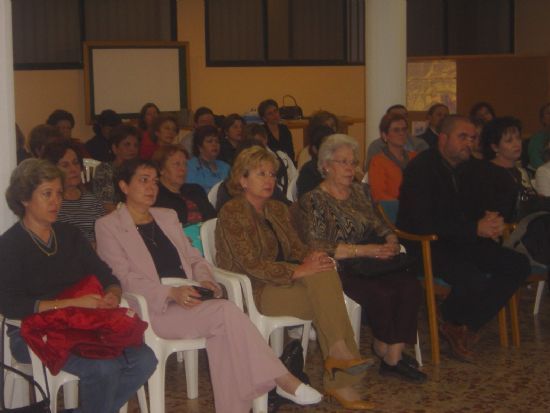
[282,95,298,106]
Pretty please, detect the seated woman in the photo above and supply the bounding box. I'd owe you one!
[186,125,230,194]
[141,115,179,160]
[137,102,160,160]
[258,98,295,161]
[535,146,550,197]
[216,146,376,410]
[92,124,140,211]
[152,144,216,224]
[298,134,426,383]
[219,113,245,165]
[42,140,105,245]
[369,113,417,202]
[464,116,545,222]
[0,158,157,413]
[417,103,449,149]
[95,159,321,413]
[85,109,122,162]
[296,125,334,199]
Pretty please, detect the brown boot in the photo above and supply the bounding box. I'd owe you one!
[439,322,475,362]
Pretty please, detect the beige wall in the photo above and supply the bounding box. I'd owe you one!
[515,0,550,55]
[13,0,366,159]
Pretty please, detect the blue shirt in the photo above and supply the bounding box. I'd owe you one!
[186,157,230,194]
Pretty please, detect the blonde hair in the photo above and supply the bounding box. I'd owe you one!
[227,146,280,196]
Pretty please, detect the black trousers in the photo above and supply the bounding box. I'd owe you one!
[431,239,530,331]
[340,271,422,345]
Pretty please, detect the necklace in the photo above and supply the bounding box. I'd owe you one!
[20,222,58,257]
[137,222,158,247]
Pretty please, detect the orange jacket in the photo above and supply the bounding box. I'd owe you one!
[369,151,417,202]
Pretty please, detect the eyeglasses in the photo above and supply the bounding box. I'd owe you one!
[329,159,359,167]
[253,171,277,178]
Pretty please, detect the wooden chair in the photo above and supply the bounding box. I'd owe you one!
[376,201,520,365]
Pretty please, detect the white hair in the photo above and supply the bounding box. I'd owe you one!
[317,134,359,177]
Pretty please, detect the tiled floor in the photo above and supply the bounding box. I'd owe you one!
[127,284,550,412]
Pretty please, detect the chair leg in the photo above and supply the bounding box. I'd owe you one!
[424,284,440,365]
[300,323,311,366]
[147,358,167,413]
[270,329,285,358]
[63,381,79,409]
[252,393,269,413]
[183,350,199,399]
[498,307,509,348]
[137,385,149,413]
[414,331,423,367]
[534,281,545,315]
[509,293,520,348]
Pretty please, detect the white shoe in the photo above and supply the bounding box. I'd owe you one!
[276,383,323,405]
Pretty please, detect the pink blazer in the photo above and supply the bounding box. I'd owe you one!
[95,205,216,316]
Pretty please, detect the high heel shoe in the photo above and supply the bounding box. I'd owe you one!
[325,388,378,411]
[324,356,375,379]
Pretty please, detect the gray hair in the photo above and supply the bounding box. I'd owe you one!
[5,158,63,218]
[317,134,359,177]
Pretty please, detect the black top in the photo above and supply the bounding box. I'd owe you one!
[218,137,237,165]
[0,222,120,319]
[418,128,438,149]
[297,159,323,199]
[397,148,477,249]
[136,221,186,279]
[265,123,295,161]
[154,182,216,225]
[215,179,291,211]
[85,134,112,162]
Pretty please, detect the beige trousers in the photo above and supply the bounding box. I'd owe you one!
[259,270,365,390]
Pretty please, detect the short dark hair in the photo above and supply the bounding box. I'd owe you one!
[28,124,63,157]
[427,103,448,116]
[440,114,471,136]
[222,113,245,134]
[379,113,407,135]
[309,125,335,156]
[93,109,122,135]
[469,101,496,122]
[386,104,407,114]
[41,139,84,168]
[481,116,522,160]
[244,123,267,142]
[150,115,179,144]
[193,107,214,124]
[138,102,160,130]
[46,109,75,128]
[109,124,139,148]
[115,159,159,202]
[258,99,278,119]
[192,125,219,157]
[6,158,63,218]
[306,110,339,141]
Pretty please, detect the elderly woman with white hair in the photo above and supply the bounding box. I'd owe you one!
[298,134,426,383]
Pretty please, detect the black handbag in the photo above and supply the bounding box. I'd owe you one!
[279,95,303,120]
[1,319,51,412]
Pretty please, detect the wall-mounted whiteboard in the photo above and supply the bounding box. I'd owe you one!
[83,41,189,123]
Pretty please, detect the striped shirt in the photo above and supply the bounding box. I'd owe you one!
[57,192,105,242]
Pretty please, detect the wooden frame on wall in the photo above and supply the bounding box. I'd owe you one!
[83,41,190,123]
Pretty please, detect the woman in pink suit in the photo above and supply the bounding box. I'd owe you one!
[95,159,321,413]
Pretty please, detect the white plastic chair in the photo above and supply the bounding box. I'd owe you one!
[200,218,312,413]
[533,279,546,315]
[286,174,299,202]
[82,158,101,183]
[124,273,242,413]
[207,181,222,208]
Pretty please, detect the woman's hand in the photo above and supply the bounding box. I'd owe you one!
[360,244,397,260]
[199,280,223,299]
[71,294,103,309]
[98,291,121,309]
[293,251,336,279]
[170,286,202,308]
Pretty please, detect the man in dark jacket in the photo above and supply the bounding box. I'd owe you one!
[397,115,530,361]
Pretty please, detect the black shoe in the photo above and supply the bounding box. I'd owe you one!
[400,352,420,368]
[379,360,427,383]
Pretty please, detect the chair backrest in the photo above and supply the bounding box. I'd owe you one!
[82,158,101,183]
[378,199,399,224]
[199,218,262,322]
[286,174,299,202]
[200,218,218,265]
[207,181,222,208]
